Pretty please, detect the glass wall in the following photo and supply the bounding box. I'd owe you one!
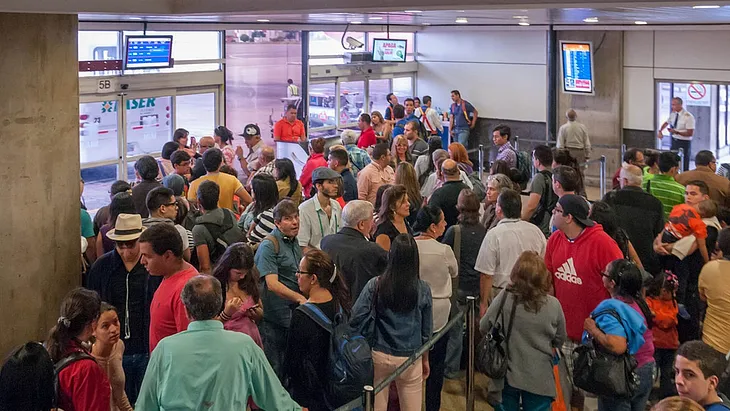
[225,30,302,146]
[176,92,217,138]
[339,81,365,126]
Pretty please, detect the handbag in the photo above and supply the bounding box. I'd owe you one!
[572,309,640,398]
[476,290,517,379]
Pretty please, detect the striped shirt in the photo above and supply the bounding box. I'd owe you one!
[248,209,276,244]
[642,174,685,220]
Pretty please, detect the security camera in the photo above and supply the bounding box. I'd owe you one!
[120,84,130,90]
[345,36,364,49]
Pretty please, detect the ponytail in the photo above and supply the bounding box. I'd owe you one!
[302,250,352,316]
[46,288,101,363]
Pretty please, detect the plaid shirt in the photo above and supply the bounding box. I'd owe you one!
[346,144,371,176]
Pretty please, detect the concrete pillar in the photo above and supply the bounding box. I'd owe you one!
[557,31,623,187]
[0,13,80,356]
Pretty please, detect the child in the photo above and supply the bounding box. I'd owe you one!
[647,271,680,400]
[669,200,721,261]
[659,200,714,264]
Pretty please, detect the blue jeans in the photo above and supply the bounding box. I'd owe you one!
[454,128,470,147]
[260,320,289,383]
[497,382,553,411]
[598,361,655,411]
[122,353,149,406]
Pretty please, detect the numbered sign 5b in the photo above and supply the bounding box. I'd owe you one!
[97,78,117,93]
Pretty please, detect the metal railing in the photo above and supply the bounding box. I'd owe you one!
[335,297,478,411]
[584,156,607,199]
[621,143,685,173]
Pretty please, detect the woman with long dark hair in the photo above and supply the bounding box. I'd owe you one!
[0,342,54,411]
[212,243,263,347]
[46,288,111,411]
[91,303,133,411]
[239,174,279,244]
[553,148,586,197]
[286,250,351,410]
[584,259,656,411]
[350,234,433,411]
[590,201,645,270]
[374,185,413,251]
[214,125,237,167]
[480,251,567,411]
[413,205,458,411]
[274,158,303,206]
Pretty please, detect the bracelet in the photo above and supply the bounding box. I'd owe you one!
[220,311,231,321]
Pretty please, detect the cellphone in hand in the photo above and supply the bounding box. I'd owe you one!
[190,136,197,147]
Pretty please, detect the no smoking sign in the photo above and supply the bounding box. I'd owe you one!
[686,83,711,107]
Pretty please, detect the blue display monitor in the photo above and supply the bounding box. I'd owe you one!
[560,41,595,95]
[125,36,173,70]
[372,39,407,62]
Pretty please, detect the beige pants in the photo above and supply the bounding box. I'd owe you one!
[372,350,423,411]
[567,147,587,167]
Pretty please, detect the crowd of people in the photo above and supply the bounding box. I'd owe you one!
[3,91,730,411]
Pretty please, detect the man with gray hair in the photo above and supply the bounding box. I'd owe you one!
[321,200,388,301]
[137,275,303,410]
[603,163,665,274]
[429,159,470,228]
[556,108,592,165]
[341,129,371,176]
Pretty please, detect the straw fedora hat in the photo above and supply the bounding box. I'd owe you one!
[107,214,146,241]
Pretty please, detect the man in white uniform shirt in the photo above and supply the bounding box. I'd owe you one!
[415,95,444,136]
[474,189,546,318]
[658,97,695,172]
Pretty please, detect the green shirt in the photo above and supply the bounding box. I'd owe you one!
[81,208,94,238]
[643,166,656,182]
[137,320,301,410]
[642,174,685,220]
[255,228,303,328]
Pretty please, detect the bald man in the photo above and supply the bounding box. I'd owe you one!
[557,109,592,165]
[429,159,470,228]
[191,136,216,181]
[603,163,665,274]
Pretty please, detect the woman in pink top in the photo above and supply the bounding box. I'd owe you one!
[212,243,263,348]
[92,303,133,411]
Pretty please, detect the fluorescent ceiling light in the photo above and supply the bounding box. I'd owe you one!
[369,16,383,20]
[519,21,530,26]
[404,10,422,13]
[583,17,599,23]
[455,17,468,23]
[423,22,432,25]
[693,4,720,8]
[635,20,648,24]
[350,21,362,24]
[513,15,528,19]
[257,19,270,22]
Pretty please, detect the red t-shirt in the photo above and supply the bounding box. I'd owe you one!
[545,224,624,342]
[149,264,199,352]
[57,342,111,411]
[357,127,377,149]
[274,118,306,142]
[665,203,707,240]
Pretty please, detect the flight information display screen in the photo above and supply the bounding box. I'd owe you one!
[125,36,173,69]
[561,41,595,95]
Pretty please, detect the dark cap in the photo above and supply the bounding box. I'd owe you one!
[558,194,594,227]
[238,124,261,139]
[312,167,342,183]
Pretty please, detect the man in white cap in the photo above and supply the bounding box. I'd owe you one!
[234,123,266,181]
[87,213,161,404]
[298,167,343,252]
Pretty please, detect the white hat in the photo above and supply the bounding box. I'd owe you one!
[107,214,146,241]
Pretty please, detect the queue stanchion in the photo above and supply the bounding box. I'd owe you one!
[599,155,607,199]
[466,296,477,411]
[363,385,375,411]
[621,143,626,161]
[478,144,485,182]
[678,148,685,173]
[514,135,520,151]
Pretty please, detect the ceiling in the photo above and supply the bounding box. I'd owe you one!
[78,5,730,26]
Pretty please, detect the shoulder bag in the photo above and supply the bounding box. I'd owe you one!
[572,308,639,398]
[476,290,518,379]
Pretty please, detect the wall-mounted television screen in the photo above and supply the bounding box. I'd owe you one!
[125,36,173,70]
[372,39,407,62]
[560,41,595,95]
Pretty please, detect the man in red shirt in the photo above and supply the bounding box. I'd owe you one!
[357,113,377,149]
[140,223,199,352]
[274,104,306,143]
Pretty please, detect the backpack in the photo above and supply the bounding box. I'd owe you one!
[467,172,487,202]
[530,170,558,232]
[511,147,533,190]
[297,303,374,409]
[53,351,96,408]
[199,209,246,263]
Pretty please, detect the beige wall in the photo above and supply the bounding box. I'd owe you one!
[0,13,80,356]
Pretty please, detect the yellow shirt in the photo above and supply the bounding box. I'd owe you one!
[188,172,243,211]
[698,260,730,354]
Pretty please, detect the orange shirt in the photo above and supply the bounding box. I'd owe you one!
[274,118,306,142]
[647,297,679,349]
[664,203,707,240]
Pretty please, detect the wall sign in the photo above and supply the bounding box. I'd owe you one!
[560,41,595,95]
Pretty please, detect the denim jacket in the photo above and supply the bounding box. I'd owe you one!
[350,277,433,357]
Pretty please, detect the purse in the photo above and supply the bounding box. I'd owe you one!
[476,290,517,379]
[572,308,640,398]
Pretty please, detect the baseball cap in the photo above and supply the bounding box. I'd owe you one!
[558,194,594,227]
[312,167,342,183]
[238,124,261,139]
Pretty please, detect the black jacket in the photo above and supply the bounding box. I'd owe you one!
[320,227,388,303]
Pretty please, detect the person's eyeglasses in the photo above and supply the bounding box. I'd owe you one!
[163,202,178,208]
[601,271,611,278]
[296,270,314,276]
[116,240,138,249]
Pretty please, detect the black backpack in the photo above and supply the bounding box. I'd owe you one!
[53,351,96,408]
[297,303,374,409]
[530,170,558,233]
[199,210,246,263]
